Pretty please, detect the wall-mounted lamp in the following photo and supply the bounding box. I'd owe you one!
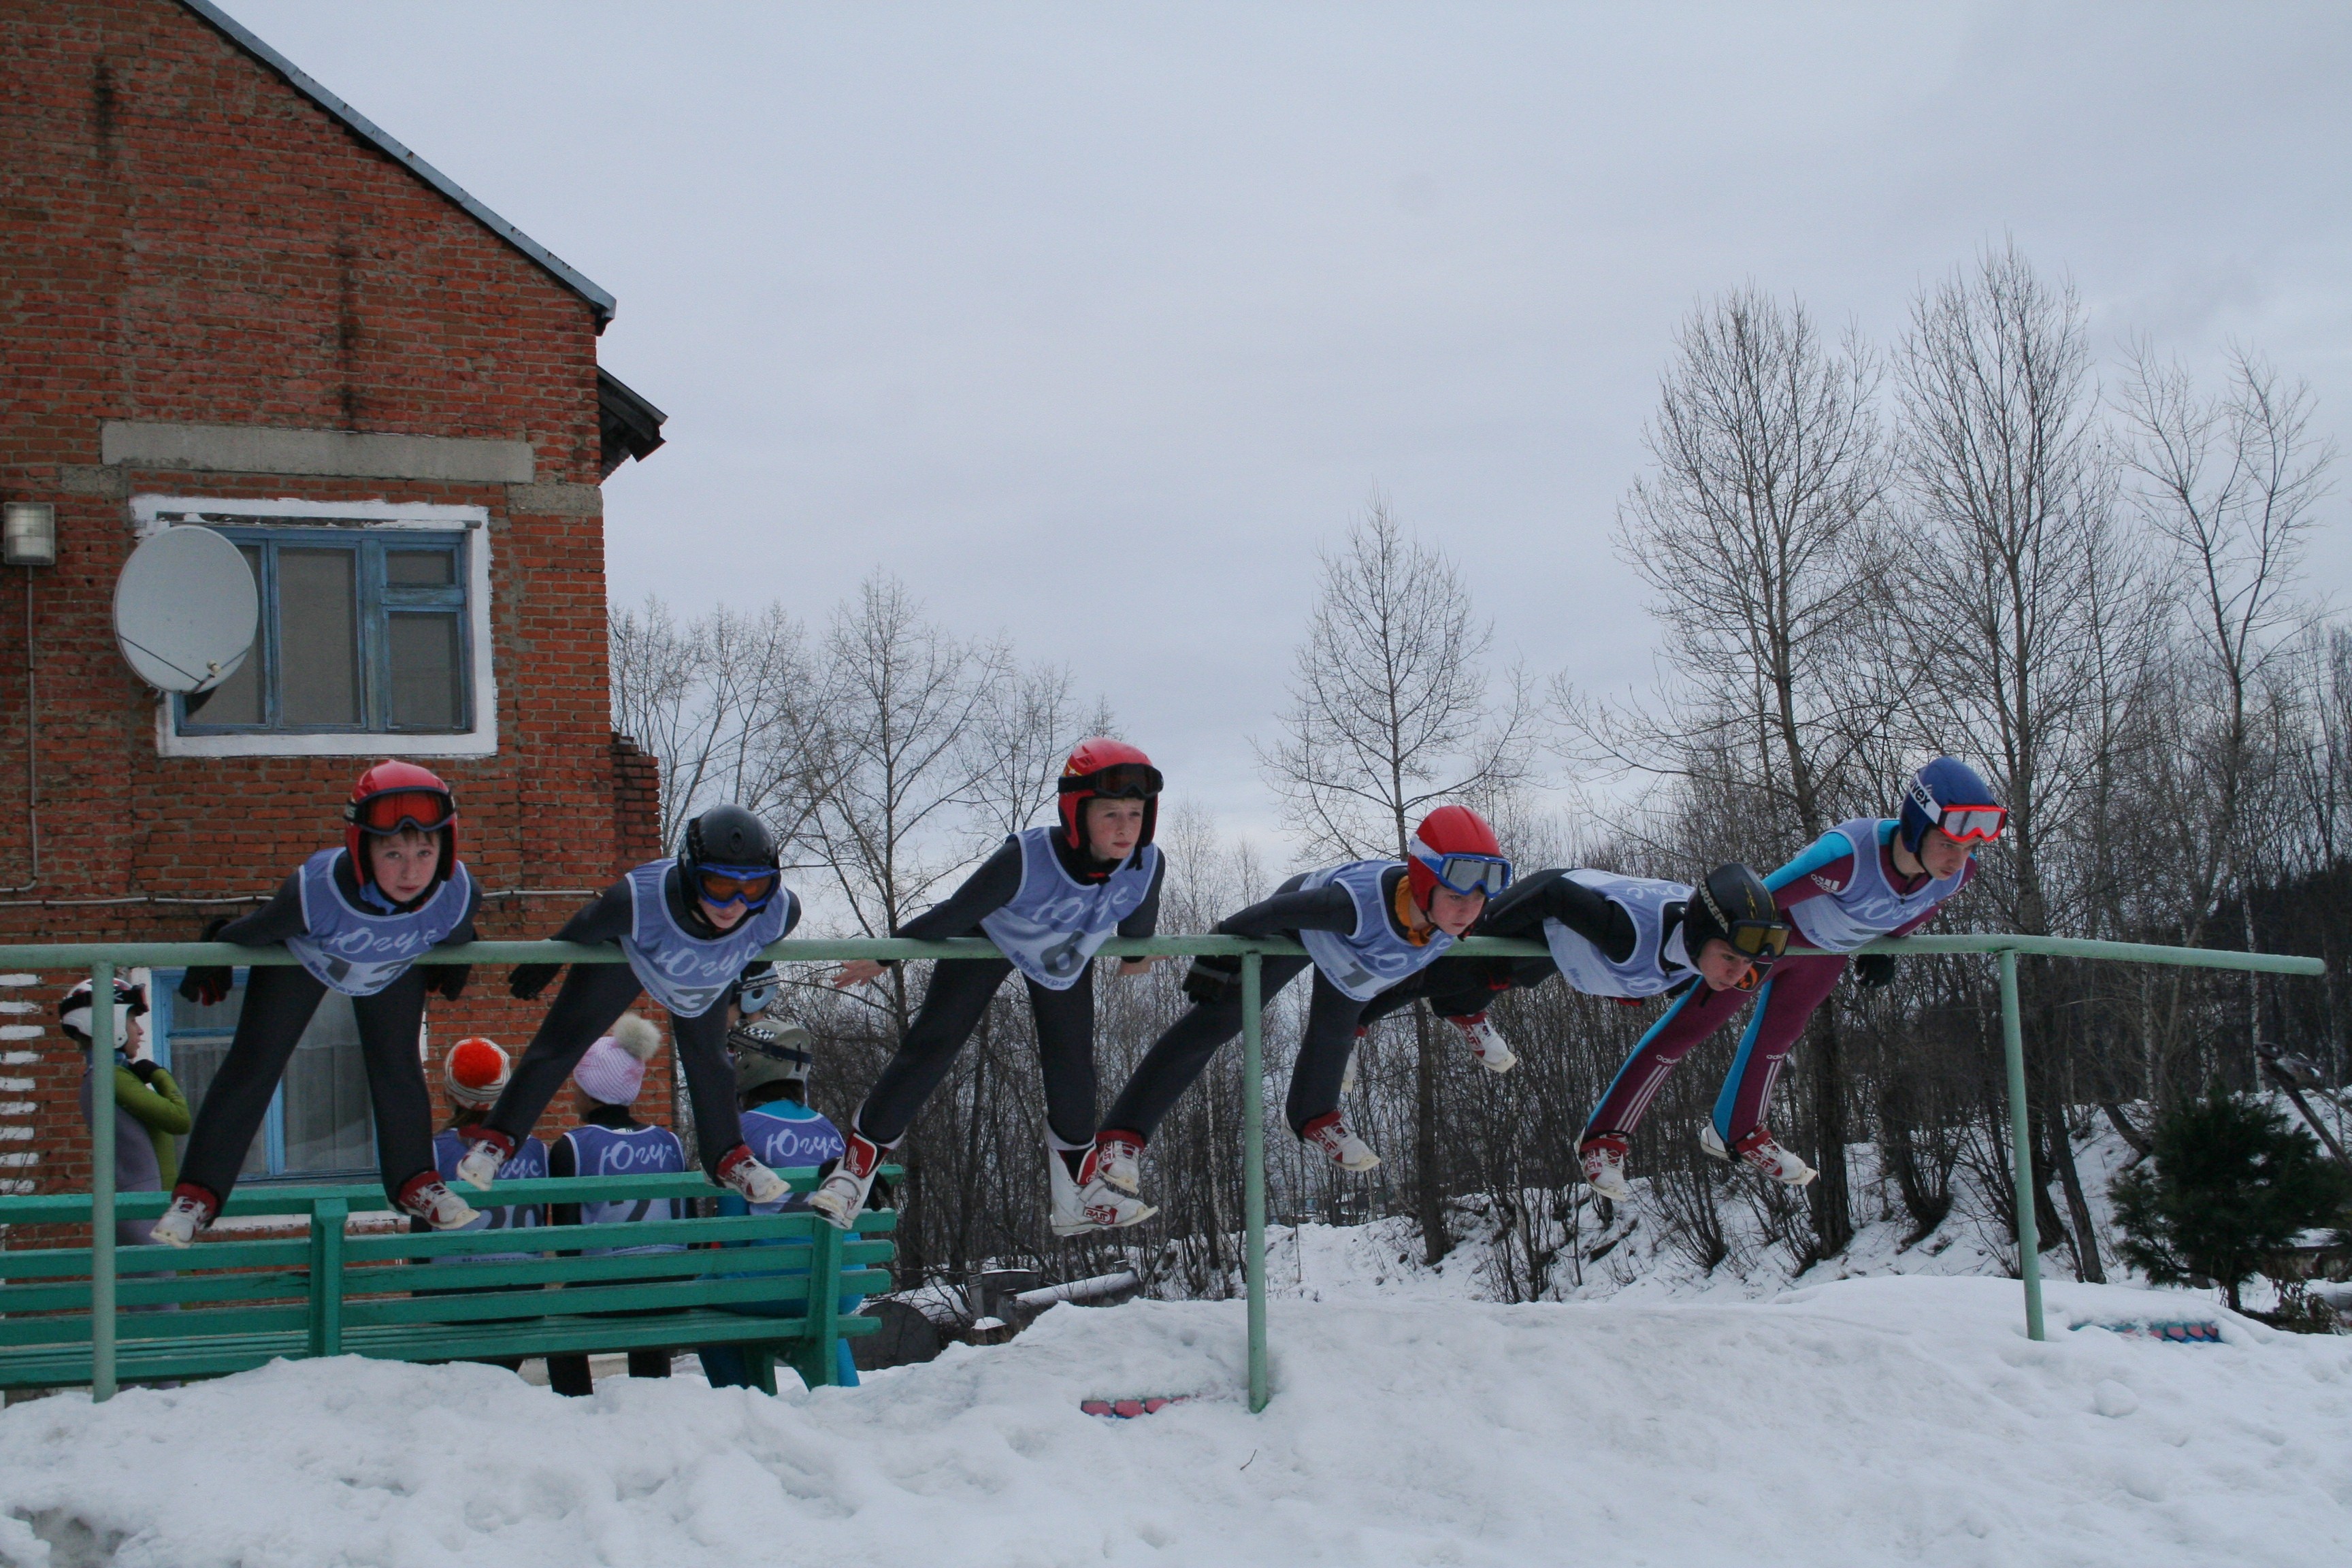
[3,503,56,568]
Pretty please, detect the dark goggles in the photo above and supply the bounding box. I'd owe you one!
[1061,763,1163,800]
[350,789,455,836]
[1723,924,1787,992]
[1726,919,1791,964]
[1416,850,1512,897]
[696,863,779,910]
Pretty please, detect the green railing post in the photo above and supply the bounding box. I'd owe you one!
[1241,948,1267,1413]
[88,959,118,1402]
[806,1215,843,1388]
[308,1197,348,1357]
[1998,949,2045,1341]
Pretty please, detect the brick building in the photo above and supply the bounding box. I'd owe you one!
[0,0,674,1206]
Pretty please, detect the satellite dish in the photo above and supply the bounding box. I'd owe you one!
[113,526,259,694]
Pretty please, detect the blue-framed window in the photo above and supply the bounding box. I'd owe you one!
[174,527,474,736]
[151,970,379,1181]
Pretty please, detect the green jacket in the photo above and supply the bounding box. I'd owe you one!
[113,1062,191,1190]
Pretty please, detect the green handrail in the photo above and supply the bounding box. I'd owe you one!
[1,930,2326,1402]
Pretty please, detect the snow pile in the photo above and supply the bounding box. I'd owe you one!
[1241,1115,2157,1310]
[5,1275,2351,1566]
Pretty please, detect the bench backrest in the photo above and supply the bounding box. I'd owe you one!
[0,1170,897,1390]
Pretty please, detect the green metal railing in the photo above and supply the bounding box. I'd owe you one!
[0,930,2325,1408]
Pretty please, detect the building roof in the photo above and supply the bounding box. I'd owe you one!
[597,369,668,477]
[176,0,620,331]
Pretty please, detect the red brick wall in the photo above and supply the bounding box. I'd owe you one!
[0,1,674,1211]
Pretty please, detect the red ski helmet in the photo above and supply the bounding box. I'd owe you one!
[1406,804,1510,906]
[1057,738,1163,854]
[344,760,458,887]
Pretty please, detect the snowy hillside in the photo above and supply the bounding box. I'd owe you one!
[5,1275,2351,1567]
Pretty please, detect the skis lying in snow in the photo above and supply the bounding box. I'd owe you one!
[2079,1319,2223,1343]
[1081,1395,1194,1418]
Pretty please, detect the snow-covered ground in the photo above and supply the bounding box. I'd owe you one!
[5,1273,2350,1567]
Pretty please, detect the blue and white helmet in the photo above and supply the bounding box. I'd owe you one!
[1897,756,2006,853]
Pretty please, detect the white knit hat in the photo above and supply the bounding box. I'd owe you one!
[574,1012,662,1106]
[443,1037,510,1108]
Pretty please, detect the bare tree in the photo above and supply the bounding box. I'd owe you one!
[2118,346,2336,1071]
[608,595,830,853]
[805,574,1003,1028]
[963,657,1118,839]
[1562,287,1892,1253]
[1893,240,2165,1279]
[1260,498,1533,1262]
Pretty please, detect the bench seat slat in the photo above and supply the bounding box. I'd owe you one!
[0,1309,883,1390]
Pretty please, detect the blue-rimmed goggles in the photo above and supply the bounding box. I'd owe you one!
[696,862,780,911]
[1414,849,1512,897]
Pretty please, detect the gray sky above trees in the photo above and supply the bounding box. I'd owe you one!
[222,1,2352,846]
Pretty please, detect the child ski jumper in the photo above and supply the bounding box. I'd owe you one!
[1090,805,1509,1198]
[154,762,482,1245]
[812,740,1167,1236]
[545,1017,687,1397]
[701,1022,866,1390]
[426,1038,549,1262]
[455,804,798,1207]
[1358,862,1791,1073]
[1576,757,2003,1198]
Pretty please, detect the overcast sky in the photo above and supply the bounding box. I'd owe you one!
[219,1,2352,849]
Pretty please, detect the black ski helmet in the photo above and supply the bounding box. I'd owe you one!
[681,804,780,879]
[1679,863,1790,970]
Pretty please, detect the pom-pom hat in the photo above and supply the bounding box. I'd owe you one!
[574,1013,663,1106]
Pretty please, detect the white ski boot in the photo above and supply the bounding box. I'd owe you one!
[1300,1111,1381,1172]
[1049,1145,1158,1236]
[1451,1012,1516,1073]
[1700,1122,1817,1188]
[1580,1134,1632,1202]
[395,1173,480,1230]
[808,1130,885,1229]
[150,1185,218,1249]
[1089,1130,1145,1196]
[717,1144,790,1206]
[453,1130,517,1192]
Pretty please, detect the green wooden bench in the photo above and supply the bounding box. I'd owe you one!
[0,1170,898,1397]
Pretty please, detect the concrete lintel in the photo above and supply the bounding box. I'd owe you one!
[101,421,535,484]
[56,466,129,498]
[504,482,603,517]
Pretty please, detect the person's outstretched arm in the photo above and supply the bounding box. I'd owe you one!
[1475,868,1637,959]
[209,875,308,946]
[508,881,636,1000]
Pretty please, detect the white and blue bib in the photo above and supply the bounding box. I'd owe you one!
[734,1102,847,1218]
[283,849,474,997]
[1296,860,1454,1002]
[1543,870,1699,999]
[1788,819,1969,953]
[429,1128,546,1264]
[977,828,1160,991]
[618,860,794,1018]
[561,1122,688,1257]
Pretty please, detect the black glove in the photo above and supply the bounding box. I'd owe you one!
[508,962,562,1001]
[180,915,236,1007]
[1183,953,1243,1006]
[126,1058,163,1085]
[1852,952,1897,990]
[423,964,471,1000]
